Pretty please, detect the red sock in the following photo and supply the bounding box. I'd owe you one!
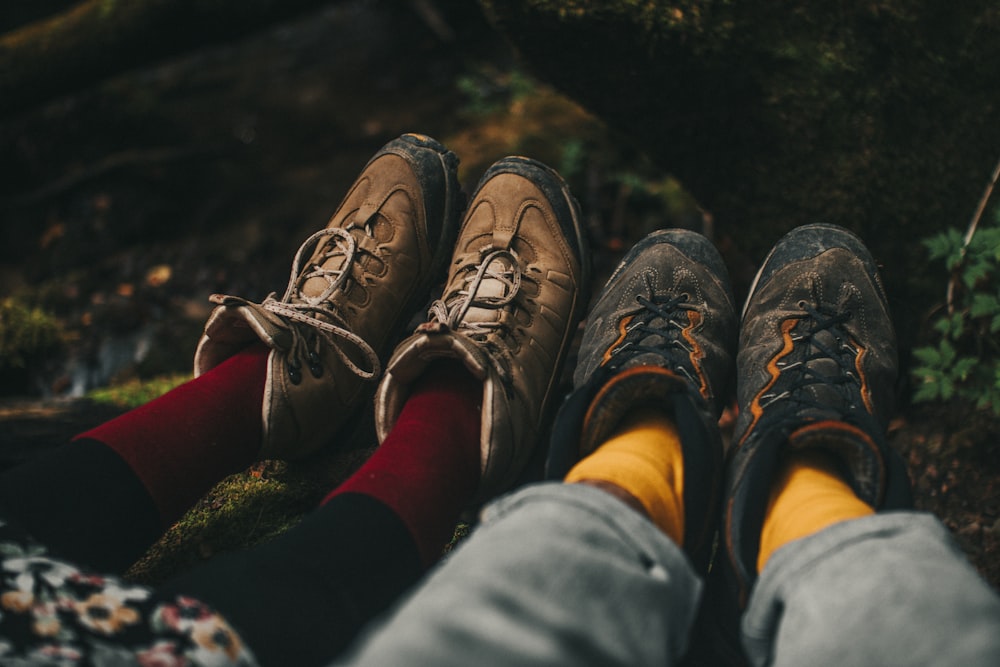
[325,360,482,566]
[75,344,268,526]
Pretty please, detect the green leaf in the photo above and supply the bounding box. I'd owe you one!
[940,376,955,400]
[927,311,966,340]
[923,233,951,261]
[939,339,957,365]
[971,292,1000,318]
[912,346,941,366]
[953,356,978,380]
[912,378,941,403]
[950,312,968,339]
[963,261,990,289]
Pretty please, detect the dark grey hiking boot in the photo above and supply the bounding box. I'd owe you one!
[375,156,590,503]
[194,134,463,460]
[723,222,912,601]
[711,223,912,665]
[547,229,738,570]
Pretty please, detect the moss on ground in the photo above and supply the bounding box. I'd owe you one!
[87,374,190,408]
[0,298,65,370]
[126,460,324,584]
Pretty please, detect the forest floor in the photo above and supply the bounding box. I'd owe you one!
[1,0,997,592]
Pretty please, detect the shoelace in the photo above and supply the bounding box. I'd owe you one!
[760,300,861,411]
[425,248,524,385]
[213,227,381,383]
[605,276,701,386]
[427,247,523,338]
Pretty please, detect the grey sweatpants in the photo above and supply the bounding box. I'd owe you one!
[334,483,1000,666]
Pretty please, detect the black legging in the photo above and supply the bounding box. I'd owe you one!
[0,439,423,666]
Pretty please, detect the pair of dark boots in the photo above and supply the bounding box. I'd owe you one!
[546,223,912,664]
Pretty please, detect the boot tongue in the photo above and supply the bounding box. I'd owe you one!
[299,232,355,302]
[464,253,516,325]
[617,349,673,371]
[300,262,345,301]
[609,308,684,371]
[801,324,850,408]
[297,198,388,304]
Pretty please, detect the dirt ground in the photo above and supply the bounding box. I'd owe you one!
[1,0,998,594]
[891,408,1000,589]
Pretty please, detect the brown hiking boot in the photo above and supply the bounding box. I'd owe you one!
[194,134,463,460]
[374,156,590,501]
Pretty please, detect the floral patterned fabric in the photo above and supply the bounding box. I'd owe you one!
[0,517,258,666]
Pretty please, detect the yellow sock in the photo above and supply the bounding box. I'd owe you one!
[565,410,685,544]
[757,449,874,572]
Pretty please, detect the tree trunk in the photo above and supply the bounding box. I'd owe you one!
[0,0,337,117]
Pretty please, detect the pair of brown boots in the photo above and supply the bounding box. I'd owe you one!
[195,133,590,501]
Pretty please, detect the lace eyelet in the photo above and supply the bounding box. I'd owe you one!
[288,357,303,384]
[308,351,323,378]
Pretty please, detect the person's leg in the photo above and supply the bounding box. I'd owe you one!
[0,357,479,667]
[336,482,701,667]
[744,451,1000,665]
[0,346,267,572]
[0,507,258,665]
[157,154,591,666]
[0,133,463,577]
[548,229,738,570]
[336,229,738,667]
[154,361,482,666]
[0,133,468,665]
[744,510,1000,666]
[719,223,1000,666]
[0,344,268,572]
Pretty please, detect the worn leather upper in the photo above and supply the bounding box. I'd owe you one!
[194,134,462,459]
